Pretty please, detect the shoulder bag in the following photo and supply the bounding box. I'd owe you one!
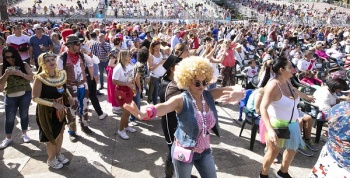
[273,83,295,139]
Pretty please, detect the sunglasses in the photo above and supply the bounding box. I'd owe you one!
[5,55,14,60]
[193,80,208,87]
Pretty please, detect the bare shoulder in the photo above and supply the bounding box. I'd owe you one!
[264,80,281,100]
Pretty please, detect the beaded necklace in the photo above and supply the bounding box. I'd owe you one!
[188,92,207,137]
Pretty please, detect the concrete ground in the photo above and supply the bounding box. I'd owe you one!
[0,87,325,178]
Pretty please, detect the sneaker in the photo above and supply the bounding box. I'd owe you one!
[118,130,129,140]
[98,112,108,120]
[305,139,318,152]
[112,108,122,114]
[81,124,93,135]
[259,172,269,178]
[96,91,103,96]
[98,86,105,90]
[298,147,314,157]
[47,158,63,169]
[57,153,69,164]
[276,170,292,178]
[69,133,78,142]
[21,134,31,143]
[0,138,13,149]
[125,127,136,133]
[129,120,138,126]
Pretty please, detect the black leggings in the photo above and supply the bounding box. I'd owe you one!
[161,112,178,160]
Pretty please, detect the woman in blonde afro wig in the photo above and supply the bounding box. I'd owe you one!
[174,56,214,89]
[124,56,246,178]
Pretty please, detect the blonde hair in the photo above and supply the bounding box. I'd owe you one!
[117,49,131,70]
[259,59,273,77]
[37,52,59,77]
[174,56,214,89]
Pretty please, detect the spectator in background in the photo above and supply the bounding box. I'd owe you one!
[6,25,30,64]
[171,29,181,50]
[0,37,5,64]
[140,26,153,49]
[29,24,53,69]
[90,33,111,90]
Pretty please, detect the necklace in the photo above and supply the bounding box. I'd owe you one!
[188,92,207,137]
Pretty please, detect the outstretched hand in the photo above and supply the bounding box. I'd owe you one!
[217,86,246,105]
[123,101,148,120]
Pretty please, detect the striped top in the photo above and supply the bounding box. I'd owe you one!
[193,109,216,153]
[90,41,111,62]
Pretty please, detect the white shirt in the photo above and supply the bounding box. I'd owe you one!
[242,66,259,82]
[327,33,334,41]
[326,48,345,60]
[234,50,245,65]
[297,58,315,72]
[6,34,30,61]
[313,86,338,112]
[263,53,272,62]
[112,63,134,83]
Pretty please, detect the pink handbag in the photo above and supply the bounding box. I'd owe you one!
[173,145,194,163]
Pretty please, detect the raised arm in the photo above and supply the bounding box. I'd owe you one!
[210,85,245,104]
[124,94,184,120]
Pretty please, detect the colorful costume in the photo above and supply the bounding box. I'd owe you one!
[34,70,69,144]
[57,51,93,136]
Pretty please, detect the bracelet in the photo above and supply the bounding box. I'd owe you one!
[143,106,157,120]
[149,106,157,118]
[33,97,54,107]
[143,107,153,121]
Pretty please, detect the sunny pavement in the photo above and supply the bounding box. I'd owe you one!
[0,85,324,178]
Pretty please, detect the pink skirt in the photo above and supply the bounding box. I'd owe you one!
[259,118,266,144]
[107,66,119,107]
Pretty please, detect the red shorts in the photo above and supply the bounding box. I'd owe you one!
[114,85,134,106]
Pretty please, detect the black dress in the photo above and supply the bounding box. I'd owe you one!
[36,83,66,143]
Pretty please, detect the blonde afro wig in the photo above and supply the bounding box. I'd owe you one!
[174,56,214,89]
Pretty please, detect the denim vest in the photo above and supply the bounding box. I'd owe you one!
[174,90,220,147]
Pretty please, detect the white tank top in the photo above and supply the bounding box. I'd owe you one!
[267,82,300,122]
[151,53,166,78]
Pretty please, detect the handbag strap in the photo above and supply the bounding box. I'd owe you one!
[287,82,295,124]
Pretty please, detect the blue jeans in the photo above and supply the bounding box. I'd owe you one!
[172,147,217,178]
[99,61,109,87]
[130,87,141,121]
[147,76,160,104]
[77,87,85,116]
[4,91,31,134]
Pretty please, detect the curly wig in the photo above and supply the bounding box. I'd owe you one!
[174,56,213,89]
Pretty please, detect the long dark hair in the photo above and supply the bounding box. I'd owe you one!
[260,57,289,88]
[2,46,26,75]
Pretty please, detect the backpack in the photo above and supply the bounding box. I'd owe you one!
[60,52,90,78]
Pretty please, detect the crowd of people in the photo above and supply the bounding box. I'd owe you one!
[7,0,102,17]
[0,16,349,178]
[7,0,228,20]
[237,0,350,25]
